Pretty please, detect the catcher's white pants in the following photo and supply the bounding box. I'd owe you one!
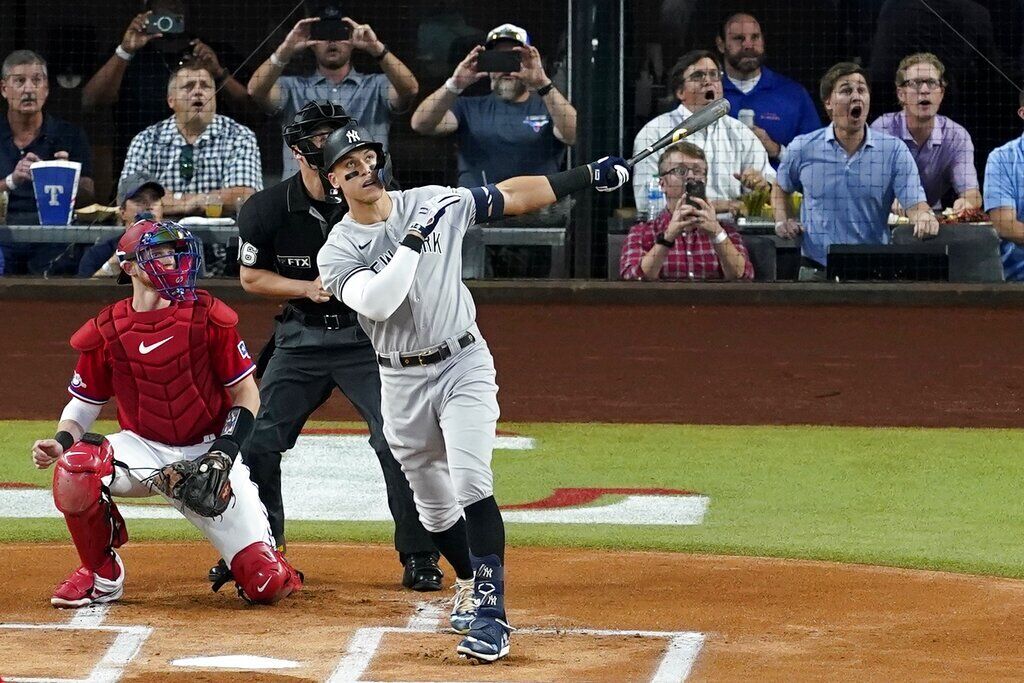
[379,336,499,533]
[105,430,275,564]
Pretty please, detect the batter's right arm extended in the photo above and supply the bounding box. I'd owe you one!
[496,156,631,216]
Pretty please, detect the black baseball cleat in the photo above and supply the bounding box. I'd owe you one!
[208,558,233,592]
[402,551,443,592]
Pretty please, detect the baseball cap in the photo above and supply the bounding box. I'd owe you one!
[116,172,165,206]
[485,23,530,47]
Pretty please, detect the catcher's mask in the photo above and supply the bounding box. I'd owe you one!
[283,100,354,203]
[116,219,202,302]
[321,122,395,201]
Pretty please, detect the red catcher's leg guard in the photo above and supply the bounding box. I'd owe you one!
[52,433,128,574]
[230,542,303,605]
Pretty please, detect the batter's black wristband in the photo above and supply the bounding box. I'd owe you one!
[217,406,255,451]
[54,430,75,452]
[401,232,425,253]
[546,165,592,200]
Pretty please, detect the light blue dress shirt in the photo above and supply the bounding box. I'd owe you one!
[778,124,926,265]
[983,133,1024,281]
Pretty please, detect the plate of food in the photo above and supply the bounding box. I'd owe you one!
[74,204,118,223]
[939,207,989,224]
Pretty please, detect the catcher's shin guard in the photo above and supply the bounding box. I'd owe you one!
[52,433,128,574]
[230,542,303,605]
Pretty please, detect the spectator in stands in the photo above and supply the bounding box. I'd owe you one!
[120,62,262,217]
[82,0,255,173]
[633,50,773,216]
[411,23,576,187]
[981,90,1024,281]
[248,6,418,178]
[871,53,981,212]
[412,23,577,277]
[772,62,938,281]
[0,50,95,275]
[77,173,165,279]
[620,142,752,281]
[716,13,820,164]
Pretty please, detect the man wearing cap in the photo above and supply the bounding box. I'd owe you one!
[412,24,577,275]
[0,50,95,275]
[77,173,166,279]
[413,23,576,187]
[225,101,441,593]
[247,3,418,179]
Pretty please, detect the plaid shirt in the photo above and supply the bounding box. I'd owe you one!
[120,114,263,194]
[619,210,754,281]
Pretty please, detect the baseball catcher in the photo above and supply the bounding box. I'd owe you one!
[31,218,302,608]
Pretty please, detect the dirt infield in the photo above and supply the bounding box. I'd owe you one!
[2,299,1023,427]
[3,542,1023,680]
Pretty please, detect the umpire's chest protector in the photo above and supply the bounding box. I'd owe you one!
[94,293,228,446]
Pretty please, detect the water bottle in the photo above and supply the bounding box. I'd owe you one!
[646,177,666,219]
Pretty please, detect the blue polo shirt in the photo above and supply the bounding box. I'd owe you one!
[778,124,926,266]
[983,133,1024,280]
[277,69,392,178]
[0,114,93,217]
[452,93,566,187]
[723,66,821,156]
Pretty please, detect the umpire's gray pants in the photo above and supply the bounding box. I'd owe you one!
[379,331,499,533]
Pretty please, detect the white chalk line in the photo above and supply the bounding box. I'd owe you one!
[327,614,706,683]
[2,603,152,683]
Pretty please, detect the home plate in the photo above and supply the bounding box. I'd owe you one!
[170,654,301,669]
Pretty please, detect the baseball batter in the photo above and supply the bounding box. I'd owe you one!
[31,219,302,608]
[317,121,628,662]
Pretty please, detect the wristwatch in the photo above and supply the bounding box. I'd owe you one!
[655,232,675,248]
[173,191,184,201]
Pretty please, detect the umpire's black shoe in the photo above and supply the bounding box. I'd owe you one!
[402,551,443,592]
[208,558,233,592]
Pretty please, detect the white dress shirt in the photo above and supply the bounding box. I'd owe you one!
[632,103,775,208]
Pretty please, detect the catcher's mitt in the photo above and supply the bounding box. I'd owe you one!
[148,451,234,518]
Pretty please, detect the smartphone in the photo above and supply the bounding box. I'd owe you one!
[311,17,350,41]
[476,49,521,73]
[146,12,185,35]
[684,179,706,208]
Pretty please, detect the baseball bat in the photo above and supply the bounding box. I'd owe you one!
[627,98,731,168]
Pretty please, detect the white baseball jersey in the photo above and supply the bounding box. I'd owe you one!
[318,185,499,354]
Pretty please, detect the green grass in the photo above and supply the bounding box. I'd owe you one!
[4,420,1024,578]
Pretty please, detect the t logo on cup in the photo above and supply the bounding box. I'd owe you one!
[30,160,81,225]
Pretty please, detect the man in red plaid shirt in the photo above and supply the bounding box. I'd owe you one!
[620,142,753,281]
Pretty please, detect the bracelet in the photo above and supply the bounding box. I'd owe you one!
[4,173,17,190]
[270,52,288,68]
[536,81,554,97]
[712,230,729,245]
[444,78,464,95]
[115,45,134,62]
[374,44,389,61]
[655,232,675,248]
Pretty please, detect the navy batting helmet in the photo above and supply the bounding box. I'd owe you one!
[321,122,394,189]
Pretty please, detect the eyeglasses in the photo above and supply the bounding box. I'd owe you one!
[179,144,194,184]
[901,78,944,91]
[658,165,706,180]
[685,69,721,83]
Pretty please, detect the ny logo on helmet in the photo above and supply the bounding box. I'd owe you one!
[346,130,361,143]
